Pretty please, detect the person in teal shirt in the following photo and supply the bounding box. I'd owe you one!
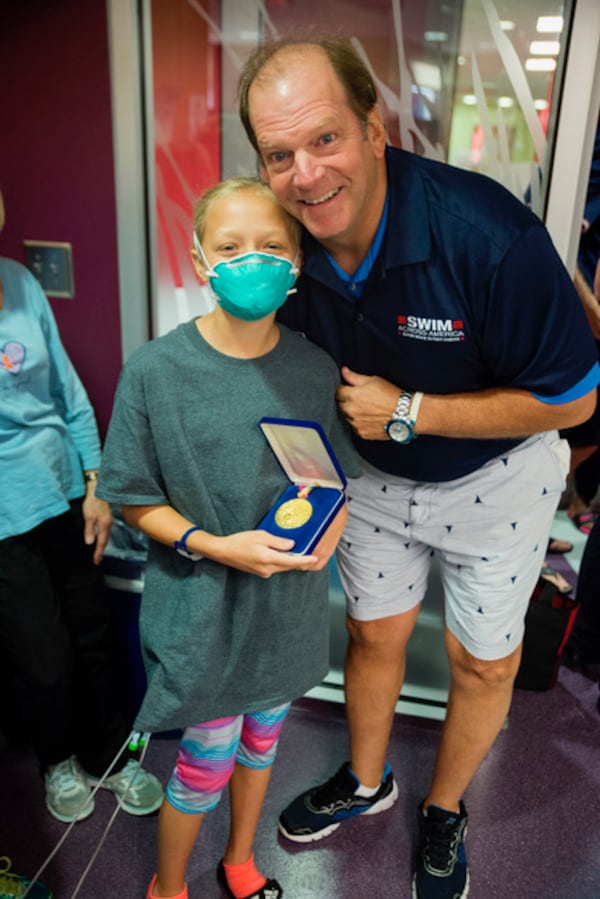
[0,190,162,825]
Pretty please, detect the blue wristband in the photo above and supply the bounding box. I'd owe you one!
[174,526,203,561]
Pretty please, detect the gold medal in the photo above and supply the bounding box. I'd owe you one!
[275,497,313,529]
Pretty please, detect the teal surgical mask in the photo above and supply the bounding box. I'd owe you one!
[193,232,299,321]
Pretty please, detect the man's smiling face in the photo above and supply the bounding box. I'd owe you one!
[248,45,387,263]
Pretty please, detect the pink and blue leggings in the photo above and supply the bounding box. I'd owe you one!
[166,703,291,814]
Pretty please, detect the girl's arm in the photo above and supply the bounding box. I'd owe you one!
[122,503,324,578]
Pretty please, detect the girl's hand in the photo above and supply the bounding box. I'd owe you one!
[210,530,318,578]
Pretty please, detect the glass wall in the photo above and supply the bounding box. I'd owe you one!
[105,0,598,715]
[146,0,574,336]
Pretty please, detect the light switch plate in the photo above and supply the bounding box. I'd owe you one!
[23,240,74,298]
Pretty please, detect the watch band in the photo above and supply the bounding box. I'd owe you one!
[392,390,413,421]
[84,470,99,483]
[408,391,424,428]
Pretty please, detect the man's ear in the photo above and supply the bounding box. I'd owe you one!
[190,247,208,283]
[367,106,387,159]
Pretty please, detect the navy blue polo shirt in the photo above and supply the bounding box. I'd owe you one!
[278,146,600,482]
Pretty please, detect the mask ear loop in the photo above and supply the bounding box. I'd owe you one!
[192,231,217,278]
[287,250,301,296]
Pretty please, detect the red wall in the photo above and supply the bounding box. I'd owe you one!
[0,0,122,437]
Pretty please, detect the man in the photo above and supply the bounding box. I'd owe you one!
[238,38,599,899]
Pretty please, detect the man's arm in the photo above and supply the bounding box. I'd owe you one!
[336,367,596,441]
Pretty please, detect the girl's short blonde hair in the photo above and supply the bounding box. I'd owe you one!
[193,177,301,246]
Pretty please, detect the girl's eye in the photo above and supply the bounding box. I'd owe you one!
[320,133,335,145]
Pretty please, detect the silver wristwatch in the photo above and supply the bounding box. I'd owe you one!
[385,391,418,445]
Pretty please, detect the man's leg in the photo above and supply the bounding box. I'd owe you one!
[278,608,421,842]
[425,628,521,812]
[412,632,521,899]
[345,605,421,787]
[279,461,429,842]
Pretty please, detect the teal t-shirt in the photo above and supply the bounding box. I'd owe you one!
[98,320,361,731]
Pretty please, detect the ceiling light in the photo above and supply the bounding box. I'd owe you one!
[534,99,549,110]
[462,94,477,105]
[498,97,514,108]
[500,20,515,31]
[529,40,560,55]
[536,16,563,33]
[413,61,442,90]
[424,31,448,42]
[525,58,557,71]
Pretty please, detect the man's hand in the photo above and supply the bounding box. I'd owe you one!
[336,366,400,440]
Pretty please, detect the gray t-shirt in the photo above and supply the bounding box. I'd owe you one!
[98,320,361,732]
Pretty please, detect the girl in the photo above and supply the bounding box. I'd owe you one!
[97,177,360,899]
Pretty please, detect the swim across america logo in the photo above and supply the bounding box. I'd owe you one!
[397,315,465,342]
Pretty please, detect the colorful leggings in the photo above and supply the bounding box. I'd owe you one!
[166,703,291,814]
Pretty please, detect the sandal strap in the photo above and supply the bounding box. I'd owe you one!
[246,881,283,899]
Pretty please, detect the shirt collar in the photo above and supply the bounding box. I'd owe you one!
[323,193,389,289]
[382,145,431,267]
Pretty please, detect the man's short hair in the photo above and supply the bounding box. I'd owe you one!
[238,36,378,154]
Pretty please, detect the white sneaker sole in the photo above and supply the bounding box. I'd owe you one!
[45,795,95,824]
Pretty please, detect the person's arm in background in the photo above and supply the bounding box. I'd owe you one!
[81,471,113,563]
[37,280,112,562]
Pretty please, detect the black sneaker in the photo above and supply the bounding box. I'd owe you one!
[278,761,398,842]
[413,801,469,899]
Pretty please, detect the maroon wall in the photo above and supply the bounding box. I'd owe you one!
[0,0,123,437]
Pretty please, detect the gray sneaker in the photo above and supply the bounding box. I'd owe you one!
[86,759,163,815]
[44,756,95,823]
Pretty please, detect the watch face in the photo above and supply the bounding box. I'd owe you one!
[386,419,413,444]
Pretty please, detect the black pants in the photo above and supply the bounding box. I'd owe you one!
[0,501,131,775]
[572,515,600,663]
